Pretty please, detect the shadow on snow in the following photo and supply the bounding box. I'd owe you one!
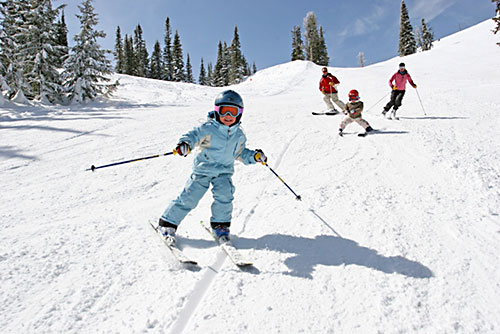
[234,233,433,279]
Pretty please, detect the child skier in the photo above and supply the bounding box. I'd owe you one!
[382,62,417,120]
[158,90,267,245]
[339,89,373,137]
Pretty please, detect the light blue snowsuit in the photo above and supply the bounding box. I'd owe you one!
[161,118,258,226]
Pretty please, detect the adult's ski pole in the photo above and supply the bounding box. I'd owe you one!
[87,150,175,172]
[263,163,302,201]
[415,88,427,115]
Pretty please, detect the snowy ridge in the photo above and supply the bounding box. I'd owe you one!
[1,20,500,333]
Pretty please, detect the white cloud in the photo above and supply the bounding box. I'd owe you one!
[338,5,386,39]
[411,0,458,21]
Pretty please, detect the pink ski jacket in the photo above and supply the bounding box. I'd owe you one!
[389,70,415,90]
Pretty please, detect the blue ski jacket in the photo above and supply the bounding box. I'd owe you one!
[179,118,258,176]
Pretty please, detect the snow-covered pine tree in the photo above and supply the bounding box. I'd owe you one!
[185,53,194,83]
[398,0,417,56]
[55,10,69,67]
[206,62,213,87]
[303,12,320,63]
[492,0,500,46]
[133,24,149,77]
[229,26,248,84]
[20,0,66,103]
[212,41,225,87]
[171,30,185,82]
[150,40,163,79]
[62,0,117,104]
[114,26,125,73]
[252,62,257,74]
[315,26,329,66]
[198,57,207,85]
[0,0,21,98]
[358,51,366,67]
[222,42,231,86]
[420,18,434,51]
[291,25,305,61]
[163,17,173,81]
[123,35,135,75]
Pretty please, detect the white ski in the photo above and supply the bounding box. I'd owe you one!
[200,221,253,268]
[149,222,198,266]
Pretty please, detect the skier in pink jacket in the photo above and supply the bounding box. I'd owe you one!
[382,62,417,120]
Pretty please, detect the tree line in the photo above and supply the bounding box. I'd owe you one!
[0,0,116,105]
[113,19,257,86]
[289,3,436,68]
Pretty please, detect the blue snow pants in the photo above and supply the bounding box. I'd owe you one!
[161,173,235,226]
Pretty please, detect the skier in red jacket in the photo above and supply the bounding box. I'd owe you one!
[319,67,345,113]
[382,62,417,120]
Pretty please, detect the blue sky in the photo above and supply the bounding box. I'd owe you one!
[61,0,496,78]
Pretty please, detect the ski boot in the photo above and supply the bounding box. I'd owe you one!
[338,128,343,137]
[158,219,177,246]
[366,126,374,132]
[211,223,230,243]
[391,110,399,120]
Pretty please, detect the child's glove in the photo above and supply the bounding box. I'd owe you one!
[412,83,417,88]
[254,149,267,164]
[392,85,397,90]
[175,142,190,157]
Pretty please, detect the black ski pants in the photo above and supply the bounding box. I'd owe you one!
[384,90,406,111]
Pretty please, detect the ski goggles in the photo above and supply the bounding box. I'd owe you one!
[214,105,243,117]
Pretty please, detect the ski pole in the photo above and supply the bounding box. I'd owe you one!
[365,91,390,113]
[415,88,427,115]
[263,163,302,201]
[87,150,176,172]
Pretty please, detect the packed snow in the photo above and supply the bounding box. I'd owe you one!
[1,20,499,334]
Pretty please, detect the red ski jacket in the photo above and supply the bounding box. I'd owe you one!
[319,73,340,94]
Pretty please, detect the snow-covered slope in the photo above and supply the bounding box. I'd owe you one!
[1,20,500,334]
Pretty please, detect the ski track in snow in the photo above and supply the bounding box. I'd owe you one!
[1,20,500,334]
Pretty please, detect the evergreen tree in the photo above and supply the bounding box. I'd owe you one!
[492,0,500,46]
[171,30,185,82]
[114,26,125,73]
[198,57,207,85]
[303,12,320,62]
[163,17,173,80]
[212,41,225,86]
[206,62,213,86]
[229,26,248,84]
[291,25,305,61]
[252,62,257,74]
[398,0,417,56]
[133,24,149,77]
[358,51,366,67]
[0,0,25,98]
[420,18,434,51]
[123,35,136,75]
[62,0,117,104]
[55,10,69,67]
[21,0,66,103]
[185,53,194,83]
[222,42,231,86]
[316,26,329,66]
[150,40,163,79]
